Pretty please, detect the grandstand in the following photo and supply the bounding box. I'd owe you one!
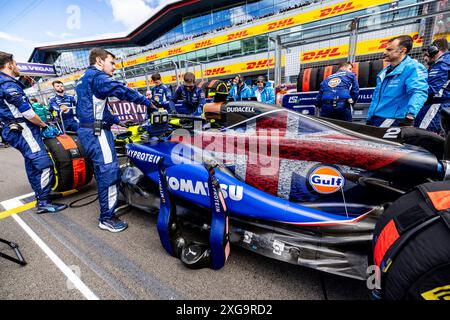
[26,0,450,101]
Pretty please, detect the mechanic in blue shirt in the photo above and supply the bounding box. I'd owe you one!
[169,72,205,116]
[150,73,172,110]
[0,51,67,214]
[252,76,276,104]
[415,38,450,134]
[316,62,359,122]
[228,75,253,101]
[76,48,154,233]
[367,35,429,127]
[48,80,79,132]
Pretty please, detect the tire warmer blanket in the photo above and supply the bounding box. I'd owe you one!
[56,135,87,190]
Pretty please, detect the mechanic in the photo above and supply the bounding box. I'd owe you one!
[415,38,450,134]
[145,90,152,100]
[316,62,359,122]
[169,72,205,116]
[150,73,172,110]
[0,51,67,213]
[252,76,276,104]
[30,97,50,122]
[366,35,429,127]
[228,75,252,101]
[48,80,79,132]
[76,48,154,233]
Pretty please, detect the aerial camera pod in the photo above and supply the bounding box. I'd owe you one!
[44,134,94,192]
[373,181,450,300]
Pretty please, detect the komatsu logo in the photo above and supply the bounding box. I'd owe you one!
[167,177,244,201]
[309,166,345,194]
[127,150,162,164]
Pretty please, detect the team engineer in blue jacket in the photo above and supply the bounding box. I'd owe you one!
[169,72,205,116]
[76,48,155,233]
[366,35,429,127]
[316,62,359,122]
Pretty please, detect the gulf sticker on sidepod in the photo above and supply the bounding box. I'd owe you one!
[309,166,345,194]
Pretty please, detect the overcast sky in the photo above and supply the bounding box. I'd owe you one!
[0,0,164,62]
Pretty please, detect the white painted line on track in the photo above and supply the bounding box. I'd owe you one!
[1,198,99,300]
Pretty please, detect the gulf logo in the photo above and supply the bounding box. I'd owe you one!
[328,77,341,87]
[309,166,345,194]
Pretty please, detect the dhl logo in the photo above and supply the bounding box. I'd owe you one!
[146,54,158,61]
[246,59,274,70]
[205,67,227,76]
[267,18,294,31]
[377,33,423,50]
[302,47,342,61]
[227,30,249,41]
[125,60,137,66]
[195,40,213,49]
[168,48,183,56]
[319,2,355,17]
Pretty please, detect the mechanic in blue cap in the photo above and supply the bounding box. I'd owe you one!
[150,73,172,110]
[415,38,450,134]
[48,80,79,132]
[76,48,155,233]
[169,72,206,116]
[316,62,359,122]
[228,74,253,101]
[252,76,276,104]
[0,51,67,214]
[367,35,429,127]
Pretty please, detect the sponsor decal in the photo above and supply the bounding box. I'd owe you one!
[421,284,450,300]
[328,77,342,87]
[167,177,244,201]
[146,54,158,61]
[226,106,255,113]
[17,63,56,76]
[205,67,227,76]
[319,2,356,17]
[288,96,299,103]
[309,166,345,194]
[227,30,250,41]
[168,48,183,56]
[194,40,213,49]
[267,18,294,31]
[302,47,343,61]
[246,59,273,70]
[127,150,162,164]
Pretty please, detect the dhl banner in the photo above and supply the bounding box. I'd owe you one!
[127,56,285,89]
[118,0,392,69]
[301,32,424,63]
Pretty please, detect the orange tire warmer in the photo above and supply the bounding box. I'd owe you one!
[44,134,93,192]
[373,181,450,300]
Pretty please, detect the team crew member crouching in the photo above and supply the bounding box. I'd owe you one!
[150,73,172,110]
[76,48,154,233]
[316,62,359,122]
[169,72,205,116]
[0,51,67,213]
[48,80,79,132]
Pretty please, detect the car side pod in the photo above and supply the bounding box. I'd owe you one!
[156,159,230,270]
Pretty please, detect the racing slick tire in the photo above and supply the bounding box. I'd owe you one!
[369,60,386,87]
[44,134,93,192]
[373,181,450,300]
[297,68,319,92]
[353,62,370,88]
[317,65,338,84]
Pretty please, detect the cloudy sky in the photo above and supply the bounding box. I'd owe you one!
[0,0,164,61]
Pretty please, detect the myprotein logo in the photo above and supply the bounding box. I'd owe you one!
[168,48,183,56]
[205,67,227,76]
[246,59,273,70]
[267,18,294,31]
[227,30,249,41]
[309,166,345,194]
[195,40,213,49]
[319,2,356,17]
[302,48,342,61]
[127,150,162,164]
[167,177,244,201]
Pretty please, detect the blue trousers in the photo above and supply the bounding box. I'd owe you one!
[414,103,447,134]
[77,128,120,221]
[64,118,79,132]
[2,122,53,201]
[320,103,352,122]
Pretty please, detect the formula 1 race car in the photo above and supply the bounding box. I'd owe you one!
[120,102,450,300]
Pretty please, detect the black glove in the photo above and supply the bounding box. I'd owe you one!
[398,116,414,127]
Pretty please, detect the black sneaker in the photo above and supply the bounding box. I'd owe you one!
[36,201,68,214]
[99,217,128,233]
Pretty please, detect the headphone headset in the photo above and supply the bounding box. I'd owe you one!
[427,45,439,58]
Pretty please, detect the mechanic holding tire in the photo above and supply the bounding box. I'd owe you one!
[0,51,67,214]
[366,35,429,127]
[75,48,155,233]
[48,80,79,132]
[415,38,450,135]
[316,61,359,122]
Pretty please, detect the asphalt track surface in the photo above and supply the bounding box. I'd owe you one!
[0,146,371,300]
